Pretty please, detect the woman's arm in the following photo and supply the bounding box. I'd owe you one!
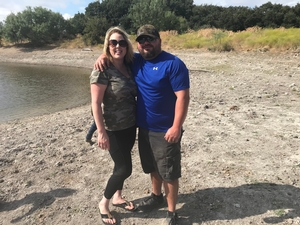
[91,83,110,150]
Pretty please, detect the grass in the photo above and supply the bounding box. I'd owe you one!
[274,209,286,217]
[2,27,300,52]
[160,27,300,52]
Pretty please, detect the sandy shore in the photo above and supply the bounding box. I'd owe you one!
[1,47,300,225]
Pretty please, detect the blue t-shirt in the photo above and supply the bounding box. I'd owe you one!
[132,51,190,132]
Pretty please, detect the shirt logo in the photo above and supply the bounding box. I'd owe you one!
[153,67,158,70]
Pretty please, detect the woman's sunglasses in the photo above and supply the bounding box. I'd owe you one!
[137,36,156,44]
[109,39,128,47]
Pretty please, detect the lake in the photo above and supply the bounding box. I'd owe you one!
[0,62,91,123]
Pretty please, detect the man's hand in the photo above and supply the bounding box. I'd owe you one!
[164,127,181,143]
[94,53,110,71]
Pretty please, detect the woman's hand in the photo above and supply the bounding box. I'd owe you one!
[97,131,110,150]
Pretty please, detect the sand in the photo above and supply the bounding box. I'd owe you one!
[0,46,300,225]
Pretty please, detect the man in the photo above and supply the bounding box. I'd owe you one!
[95,24,190,225]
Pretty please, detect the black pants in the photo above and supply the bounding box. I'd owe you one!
[104,125,136,199]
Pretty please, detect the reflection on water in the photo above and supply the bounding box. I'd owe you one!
[0,62,91,123]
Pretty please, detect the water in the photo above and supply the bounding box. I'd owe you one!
[0,62,91,123]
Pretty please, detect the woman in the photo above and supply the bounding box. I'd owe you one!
[90,26,137,225]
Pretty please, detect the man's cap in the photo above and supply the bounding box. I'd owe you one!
[136,24,160,41]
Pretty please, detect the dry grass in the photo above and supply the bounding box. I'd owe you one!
[2,27,300,53]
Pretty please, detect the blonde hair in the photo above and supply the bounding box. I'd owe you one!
[103,26,134,65]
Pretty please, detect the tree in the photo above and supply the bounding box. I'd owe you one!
[165,0,194,19]
[243,7,263,28]
[283,11,298,28]
[20,7,67,45]
[3,13,22,43]
[128,0,168,31]
[84,0,133,32]
[128,0,189,32]
[289,3,300,28]
[100,0,132,28]
[69,13,87,35]
[257,2,288,28]
[189,5,224,30]
[220,6,253,31]
[3,7,67,45]
[0,22,3,45]
[83,17,111,45]
[85,1,104,18]
[160,11,188,33]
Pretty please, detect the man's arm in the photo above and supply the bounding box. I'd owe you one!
[164,88,190,143]
[94,54,110,71]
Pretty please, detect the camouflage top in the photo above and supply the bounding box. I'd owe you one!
[90,65,137,131]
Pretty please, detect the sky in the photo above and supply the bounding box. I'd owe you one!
[0,0,299,23]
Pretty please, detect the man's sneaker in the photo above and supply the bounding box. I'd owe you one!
[162,211,178,225]
[137,193,164,211]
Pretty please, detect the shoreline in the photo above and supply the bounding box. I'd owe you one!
[0,47,102,69]
[1,45,297,71]
[0,48,94,124]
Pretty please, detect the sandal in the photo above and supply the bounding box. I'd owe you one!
[112,200,137,211]
[99,211,116,225]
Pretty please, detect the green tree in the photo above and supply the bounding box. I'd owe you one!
[160,11,188,33]
[220,6,253,31]
[3,13,23,43]
[0,22,3,46]
[189,5,224,30]
[83,17,111,45]
[293,3,300,27]
[21,7,67,45]
[283,11,298,28]
[165,0,193,19]
[128,0,168,31]
[69,13,87,35]
[100,0,132,28]
[3,7,67,45]
[244,7,263,28]
[84,0,132,31]
[85,1,105,18]
[257,2,288,28]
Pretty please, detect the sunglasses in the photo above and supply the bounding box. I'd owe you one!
[137,36,157,44]
[108,39,128,47]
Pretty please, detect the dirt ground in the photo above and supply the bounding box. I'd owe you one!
[0,46,300,225]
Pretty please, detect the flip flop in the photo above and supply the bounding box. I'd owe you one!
[112,200,137,211]
[99,211,116,225]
